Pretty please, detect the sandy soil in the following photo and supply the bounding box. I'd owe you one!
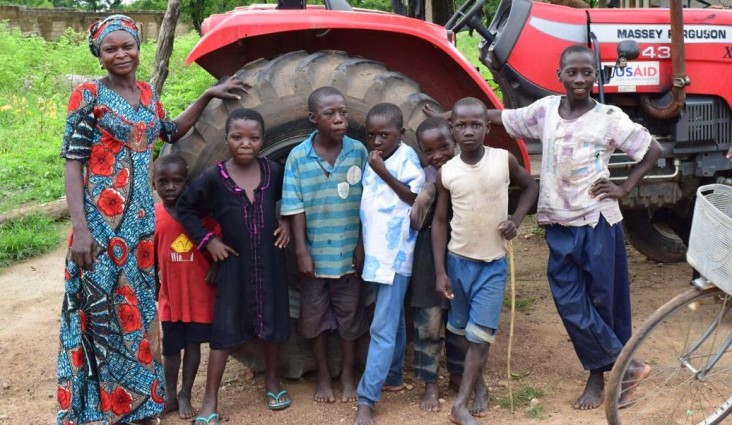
[0,218,692,425]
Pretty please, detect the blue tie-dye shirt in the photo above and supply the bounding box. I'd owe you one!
[360,143,425,284]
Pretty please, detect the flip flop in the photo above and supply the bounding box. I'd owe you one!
[192,412,220,424]
[266,389,291,410]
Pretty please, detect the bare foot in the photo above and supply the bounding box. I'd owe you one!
[420,382,441,412]
[469,379,488,417]
[618,361,651,408]
[314,370,336,403]
[382,384,404,392]
[574,372,604,410]
[354,404,374,425]
[341,372,358,403]
[449,374,462,393]
[449,405,481,425]
[162,399,178,415]
[177,395,196,419]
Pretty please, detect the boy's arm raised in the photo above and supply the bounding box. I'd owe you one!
[432,170,453,300]
[290,213,316,279]
[499,153,539,240]
[368,150,417,205]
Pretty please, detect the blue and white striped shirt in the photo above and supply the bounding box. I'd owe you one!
[281,131,368,278]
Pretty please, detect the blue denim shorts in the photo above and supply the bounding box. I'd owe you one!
[445,252,507,344]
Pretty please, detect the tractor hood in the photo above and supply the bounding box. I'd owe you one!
[187,6,449,68]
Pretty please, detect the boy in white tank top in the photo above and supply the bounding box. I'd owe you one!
[432,97,538,425]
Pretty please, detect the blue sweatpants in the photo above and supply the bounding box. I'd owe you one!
[544,216,632,372]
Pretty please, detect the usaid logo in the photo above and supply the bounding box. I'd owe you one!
[602,61,660,87]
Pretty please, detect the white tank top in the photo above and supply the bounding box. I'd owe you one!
[441,147,509,262]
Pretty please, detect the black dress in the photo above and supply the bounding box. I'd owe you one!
[177,159,290,348]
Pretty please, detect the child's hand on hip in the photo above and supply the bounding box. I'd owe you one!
[205,237,238,262]
[590,178,627,201]
[498,220,518,240]
[436,273,454,300]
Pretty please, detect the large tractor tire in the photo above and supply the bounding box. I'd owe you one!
[165,50,439,378]
[623,208,687,264]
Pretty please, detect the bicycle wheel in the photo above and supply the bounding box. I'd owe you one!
[606,286,732,425]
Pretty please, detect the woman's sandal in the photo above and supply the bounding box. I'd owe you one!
[192,412,220,424]
[266,390,291,410]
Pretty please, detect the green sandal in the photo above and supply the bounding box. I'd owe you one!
[192,412,220,424]
[266,389,291,410]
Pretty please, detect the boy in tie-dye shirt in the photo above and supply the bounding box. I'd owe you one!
[486,44,663,412]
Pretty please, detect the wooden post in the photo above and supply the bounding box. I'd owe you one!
[150,0,181,96]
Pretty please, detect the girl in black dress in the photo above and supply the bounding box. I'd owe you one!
[177,108,292,424]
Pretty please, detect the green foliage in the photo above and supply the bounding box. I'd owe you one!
[0,24,96,214]
[120,0,167,10]
[350,0,391,10]
[0,0,54,7]
[0,214,65,269]
[0,25,211,215]
[455,32,501,97]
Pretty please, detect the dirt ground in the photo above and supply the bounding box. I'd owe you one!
[0,217,693,425]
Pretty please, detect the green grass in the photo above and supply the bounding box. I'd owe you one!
[455,31,501,95]
[526,404,547,420]
[503,295,536,313]
[497,384,547,418]
[0,214,67,269]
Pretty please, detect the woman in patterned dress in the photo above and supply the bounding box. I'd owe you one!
[57,15,248,425]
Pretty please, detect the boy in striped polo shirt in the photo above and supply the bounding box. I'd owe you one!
[282,86,369,404]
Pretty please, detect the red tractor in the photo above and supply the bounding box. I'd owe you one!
[166,0,732,374]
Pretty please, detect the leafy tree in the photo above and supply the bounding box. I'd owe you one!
[121,0,167,10]
[0,0,54,7]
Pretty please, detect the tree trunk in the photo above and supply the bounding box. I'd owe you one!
[151,0,181,96]
[0,198,68,225]
[428,0,455,25]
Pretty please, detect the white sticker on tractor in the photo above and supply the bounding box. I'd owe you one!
[602,61,660,86]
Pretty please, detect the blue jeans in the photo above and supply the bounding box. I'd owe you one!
[357,273,409,407]
[412,306,464,383]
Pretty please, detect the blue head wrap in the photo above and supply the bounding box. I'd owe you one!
[88,15,140,58]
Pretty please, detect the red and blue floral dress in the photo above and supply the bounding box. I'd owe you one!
[57,80,176,424]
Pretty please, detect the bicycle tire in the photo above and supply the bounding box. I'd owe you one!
[605,286,732,425]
